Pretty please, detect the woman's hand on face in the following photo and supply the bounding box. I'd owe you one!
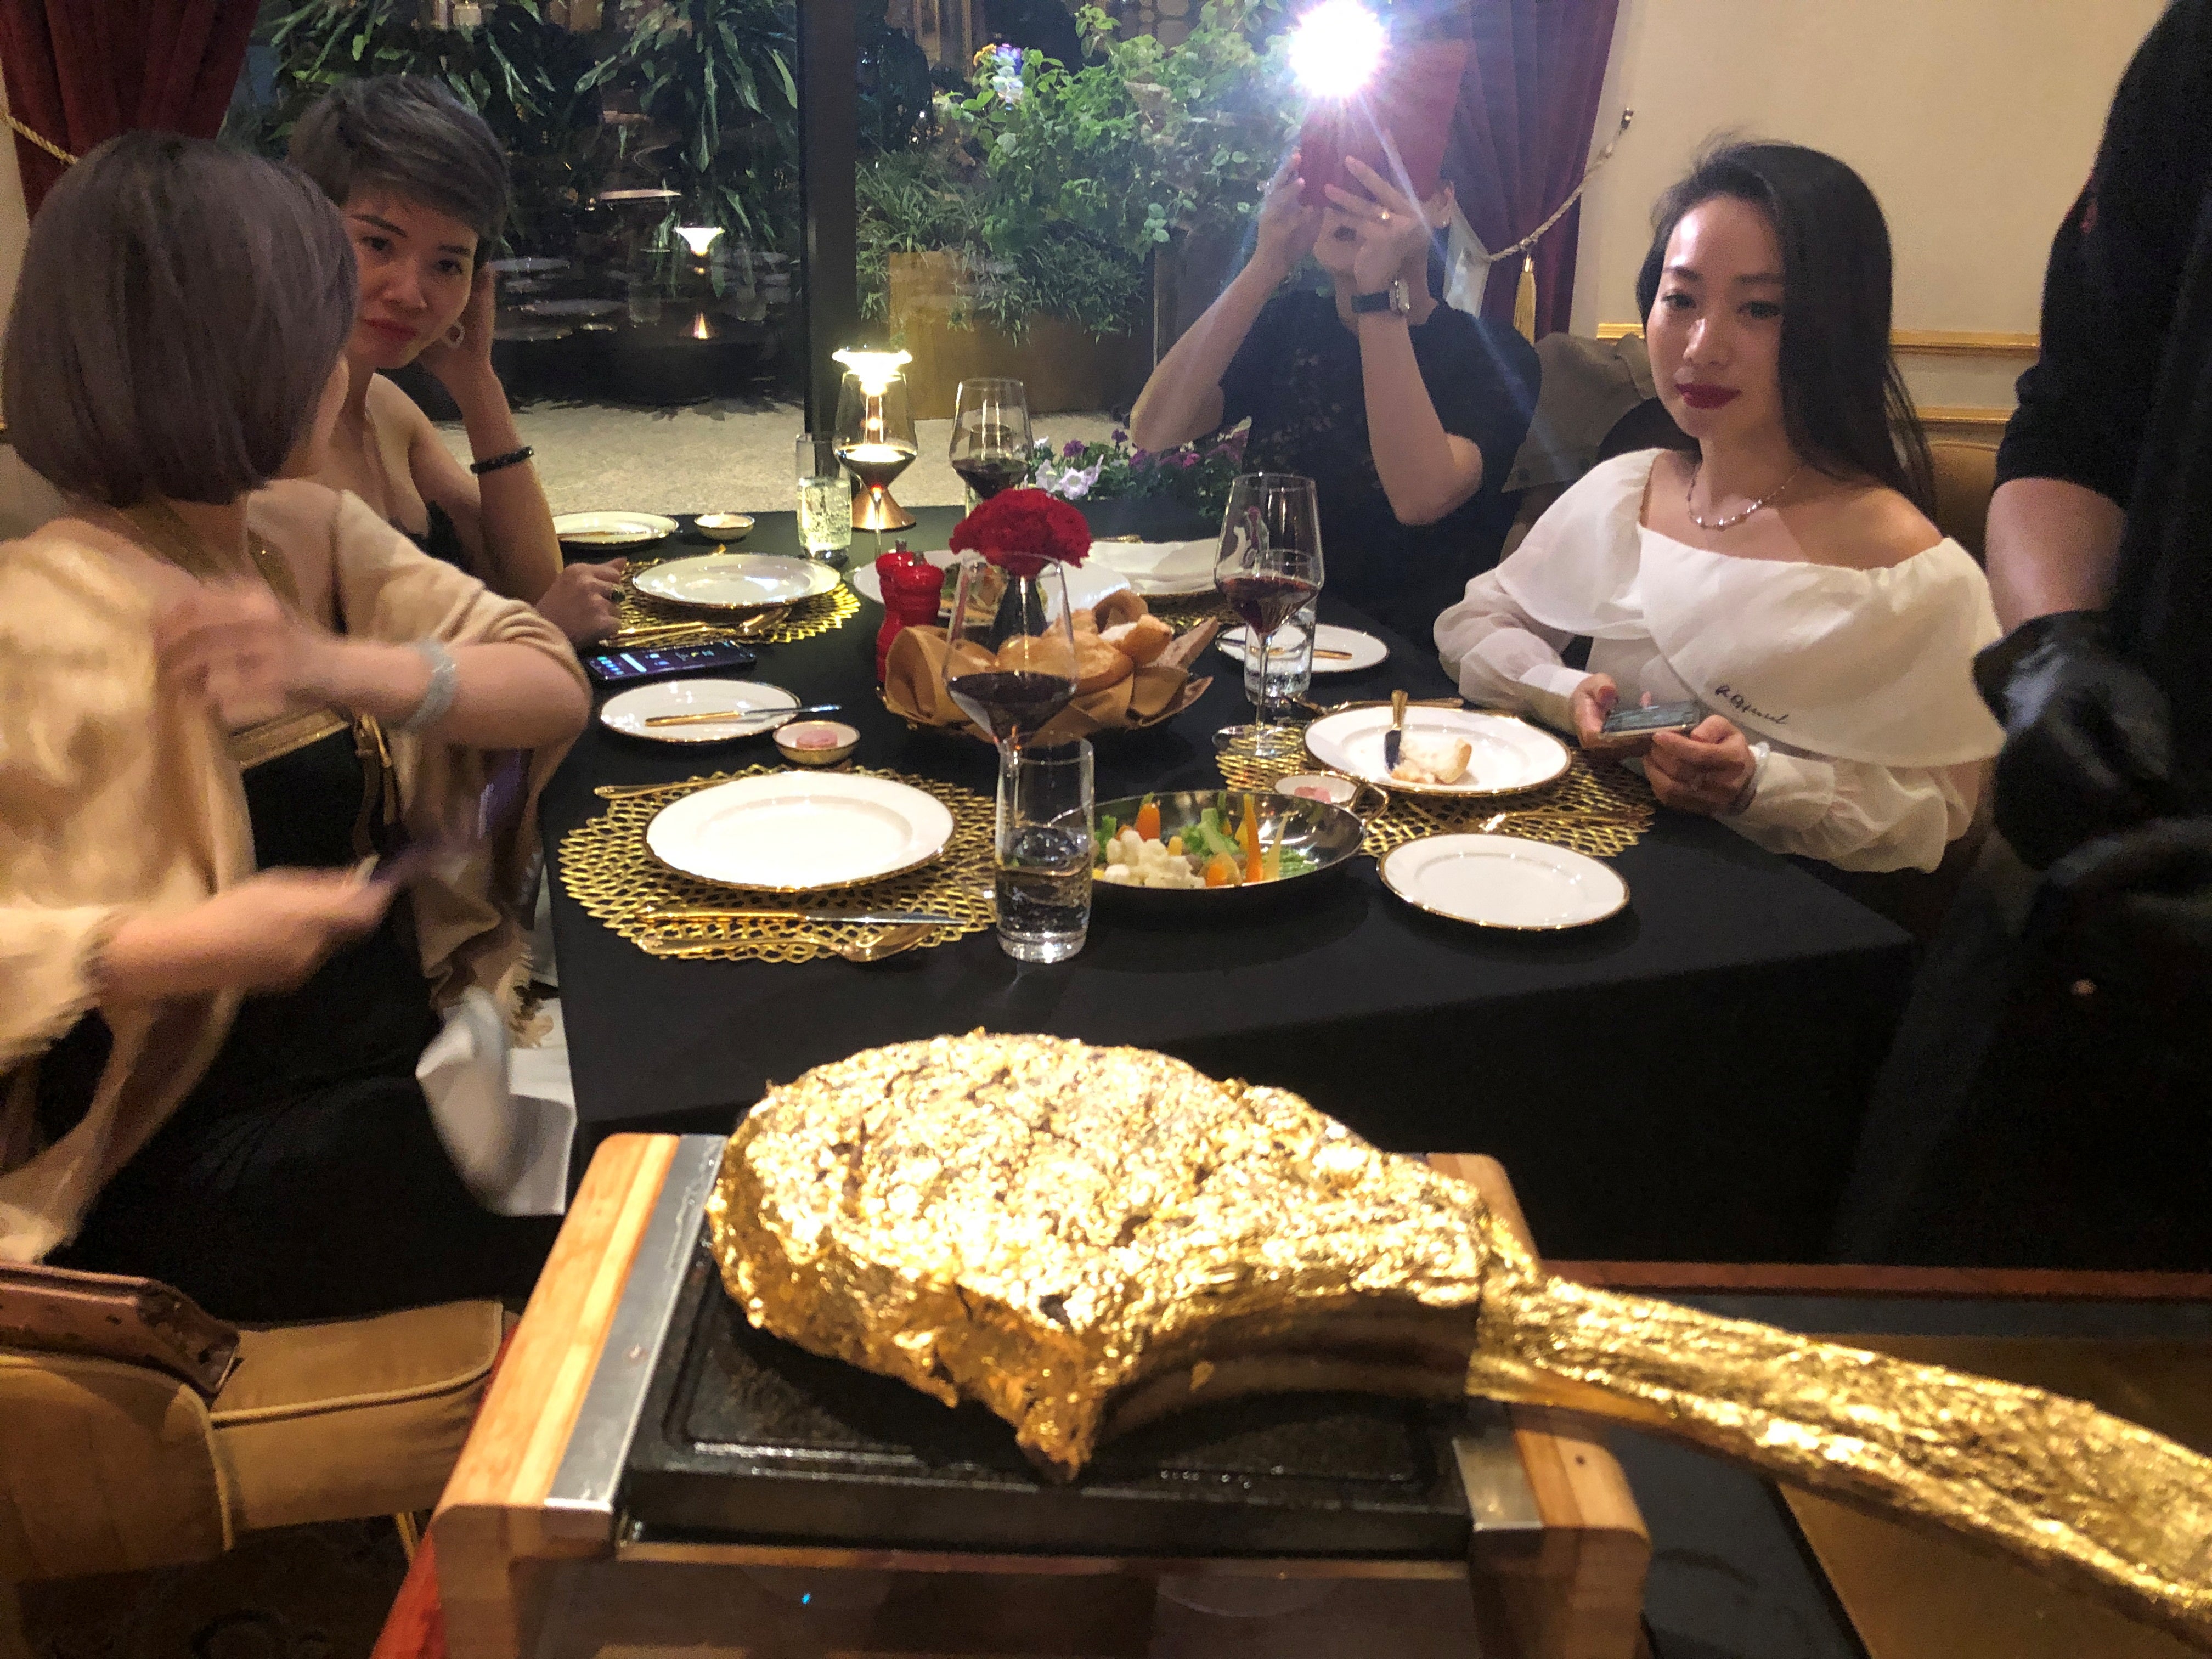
[1568,673,1620,750]
[535,558,626,645]
[1646,715,1758,815]
[417,262,499,396]
[1252,153,1322,282]
[156,584,336,727]
[99,870,397,1002]
[1328,154,1451,296]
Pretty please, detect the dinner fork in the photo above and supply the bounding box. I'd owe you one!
[644,921,937,963]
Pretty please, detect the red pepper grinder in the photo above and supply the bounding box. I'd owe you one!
[876,545,944,685]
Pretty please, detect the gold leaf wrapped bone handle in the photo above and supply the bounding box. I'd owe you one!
[1466,1263,2212,1647]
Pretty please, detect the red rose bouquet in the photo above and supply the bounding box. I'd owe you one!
[947,488,1091,579]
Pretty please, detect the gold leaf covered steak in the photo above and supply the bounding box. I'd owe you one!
[709,1034,2212,1644]
[707,1032,1495,1479]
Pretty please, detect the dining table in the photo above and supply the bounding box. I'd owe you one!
[541,504,1914,1262]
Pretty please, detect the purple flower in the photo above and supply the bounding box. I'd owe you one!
[1111,427,1129,444]
[1062,438,1086,458]
[1130,449,1153,470]
[1173,450,1197,468]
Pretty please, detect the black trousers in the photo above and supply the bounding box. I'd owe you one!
[1832,836,2212,1271]
[58,1071,561,1324]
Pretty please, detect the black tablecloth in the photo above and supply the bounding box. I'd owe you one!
[545,507,1912,1260]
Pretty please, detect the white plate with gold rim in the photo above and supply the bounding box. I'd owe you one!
[1218,622,1387,675]
[1304,706,1570,797]
[1380,834,1628,930]
[554,510,679,548]
[599,678,799,745]
[631,552,843,612]
[646,771,955,892]
[849,549,1131,612]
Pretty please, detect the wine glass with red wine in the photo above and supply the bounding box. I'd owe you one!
[1213,473,1324,757]
[948,379,1033,507]
[944,554,1079,751]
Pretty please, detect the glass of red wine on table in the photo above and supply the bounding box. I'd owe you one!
[1213,472,1325,758]
[944,552,1090,960]
[948,378,1032,507]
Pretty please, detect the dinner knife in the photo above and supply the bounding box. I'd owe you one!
[643,702,843,728]
[639,907,961,927]
[1384,688,1408,771]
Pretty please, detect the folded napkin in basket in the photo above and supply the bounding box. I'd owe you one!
[884,618,1218,745]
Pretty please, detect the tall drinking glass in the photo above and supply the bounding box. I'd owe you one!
[948,378,1032,507]
[1213,473,1324,757]
[995,738,1093,962]
[794,432,854,560]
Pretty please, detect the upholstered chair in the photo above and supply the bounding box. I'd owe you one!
[1,1263,501,1645]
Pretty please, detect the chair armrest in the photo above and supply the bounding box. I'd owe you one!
[0,1262,239,1396]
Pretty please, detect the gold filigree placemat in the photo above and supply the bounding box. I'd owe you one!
[1216,727,1654,860]
[615,568,861,646]
[560,764,995,963]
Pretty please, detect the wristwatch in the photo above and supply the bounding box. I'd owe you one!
[1351,279,1412,317]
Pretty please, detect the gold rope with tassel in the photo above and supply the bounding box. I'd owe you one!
[4,113,76,168]
[1483,108,1634,342]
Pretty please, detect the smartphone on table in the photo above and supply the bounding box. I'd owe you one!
[584,640,757,688]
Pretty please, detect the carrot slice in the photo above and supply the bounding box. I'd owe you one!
[1135,798,1161,842]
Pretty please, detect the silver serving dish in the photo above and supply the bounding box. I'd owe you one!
[1091,789,1368,917]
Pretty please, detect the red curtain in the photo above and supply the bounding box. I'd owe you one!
[0,0,257,215]
[1446,0,1621,339]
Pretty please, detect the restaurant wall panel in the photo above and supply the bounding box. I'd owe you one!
[1568,0,2166,424]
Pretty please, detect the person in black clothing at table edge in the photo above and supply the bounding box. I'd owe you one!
[1130,148,1539,642]
[1832,0,2212,1271]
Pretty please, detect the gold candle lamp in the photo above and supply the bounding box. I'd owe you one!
[832,348,918,533]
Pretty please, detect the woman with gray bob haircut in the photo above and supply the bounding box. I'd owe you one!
[290,75,623,644]
[0,133,589,1321]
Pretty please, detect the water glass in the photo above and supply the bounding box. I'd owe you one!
[995,738,1093,963]
[1240,600,1317,704]
[795,432,853,557]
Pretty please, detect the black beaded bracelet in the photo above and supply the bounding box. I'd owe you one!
[469,444,534,476]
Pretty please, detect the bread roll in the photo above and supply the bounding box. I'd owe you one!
[1093,589,1149,632]
[1069,607,1098,635]
[1099,614,1175,667]
[1390,736,1474,786]
[1076,634,1134,694]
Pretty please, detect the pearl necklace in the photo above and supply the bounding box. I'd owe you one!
[1685,461,1805,532]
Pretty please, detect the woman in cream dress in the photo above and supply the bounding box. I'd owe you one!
[0,136,588,1319]
[1437,143,2002,876]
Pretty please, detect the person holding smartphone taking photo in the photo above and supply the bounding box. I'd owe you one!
[1129,143,1538,642]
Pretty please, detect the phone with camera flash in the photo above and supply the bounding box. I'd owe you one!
[1296,38,1468,210]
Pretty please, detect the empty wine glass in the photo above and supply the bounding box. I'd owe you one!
[949,379,1033,508]
[1212,473,1324,757]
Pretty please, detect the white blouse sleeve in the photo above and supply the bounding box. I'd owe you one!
[1434,569,1590,732]
[1730,751,1983,874]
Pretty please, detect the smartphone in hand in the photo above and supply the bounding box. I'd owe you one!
[1590,698,1706,754]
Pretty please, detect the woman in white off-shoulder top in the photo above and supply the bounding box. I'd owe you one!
[1437,143,2002,874]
